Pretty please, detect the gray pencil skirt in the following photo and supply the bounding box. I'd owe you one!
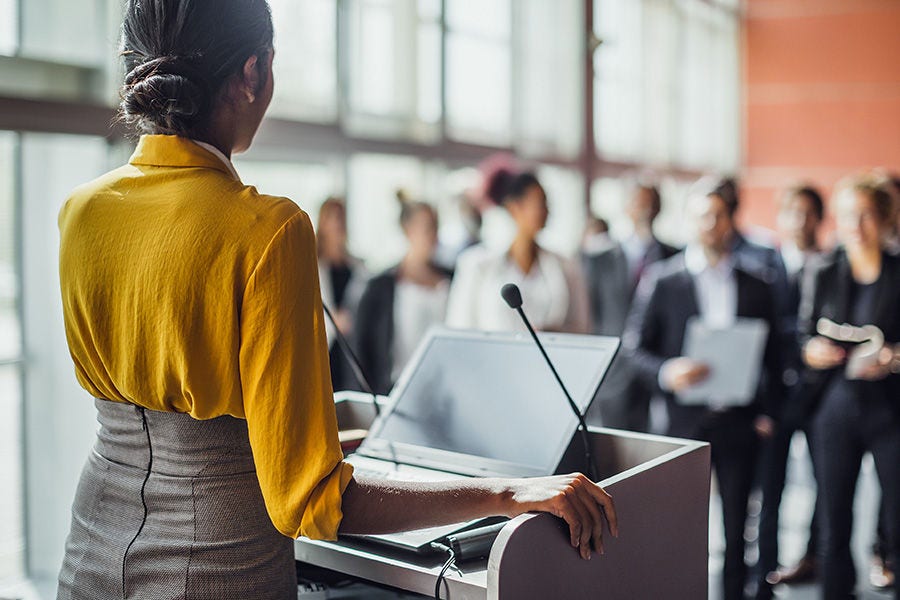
[57,399,297,600]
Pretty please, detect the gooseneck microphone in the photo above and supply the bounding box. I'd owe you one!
[321,301,380,417]
[500,283,598,481]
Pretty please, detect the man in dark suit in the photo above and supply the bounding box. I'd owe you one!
[756,185,826,597]
[624,187,782,600]
[583,184,678,432]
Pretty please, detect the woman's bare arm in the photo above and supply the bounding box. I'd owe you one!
[339,473,618,560]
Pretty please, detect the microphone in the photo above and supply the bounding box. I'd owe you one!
[500,283,598,481]
[321,301,380,418]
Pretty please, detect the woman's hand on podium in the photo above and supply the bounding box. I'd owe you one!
[339,473,617,561]
[503,473,618,560]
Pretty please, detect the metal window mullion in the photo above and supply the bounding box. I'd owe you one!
[438,0,448,142]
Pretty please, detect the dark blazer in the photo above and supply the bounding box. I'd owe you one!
[354,265,453,396]
[788,248,900,425]
[623,253,782,438]
[582,237,679,337]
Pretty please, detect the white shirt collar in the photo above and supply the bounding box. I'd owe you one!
[684,244,734,277]
[190,139,240,180]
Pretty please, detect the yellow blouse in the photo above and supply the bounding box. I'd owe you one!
[58,135,353,540]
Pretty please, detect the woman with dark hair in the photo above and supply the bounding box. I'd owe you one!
[315,196,368,391]
[446,167,590,333]
[355,193,452,395]
[800,174,900,599]
[56,2,617,598]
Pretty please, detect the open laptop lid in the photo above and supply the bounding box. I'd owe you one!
[355,328,619,478]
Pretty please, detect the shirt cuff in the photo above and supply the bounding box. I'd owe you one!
[658,358,677,393]
[298,460,355,541]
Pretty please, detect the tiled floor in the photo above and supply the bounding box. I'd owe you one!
[1,433,893,600]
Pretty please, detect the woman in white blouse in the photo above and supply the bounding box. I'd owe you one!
[446,168,590,333]
[355,197,452,394]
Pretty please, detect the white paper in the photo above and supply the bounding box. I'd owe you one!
[677,317,769,407]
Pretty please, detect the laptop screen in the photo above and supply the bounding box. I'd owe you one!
[360,329,618,477]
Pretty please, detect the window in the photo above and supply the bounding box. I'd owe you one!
[537,165,585,257]
[0,133,18,362]
[514,0,584,159]
[0,0,16,56]
[0,132,23,583]
[593,0,643,161]
[344,0,441,139]
[18,0,108,66]
[445,0,512,144]
[593,0,739,171]
[19,134,109,579]
[675,0,740,171]
[267,0,339,122]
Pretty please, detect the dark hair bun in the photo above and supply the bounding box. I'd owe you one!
[121,56,211,136]
[483,167,541,206]
[484,167,516,206]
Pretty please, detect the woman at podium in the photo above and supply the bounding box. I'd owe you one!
[54,1,618,598]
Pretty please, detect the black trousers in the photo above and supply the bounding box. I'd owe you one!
[757,422,819,582]
[811,382,900,600]
[681,410,760,600]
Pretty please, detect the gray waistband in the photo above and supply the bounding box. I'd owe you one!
[93,398,256,478]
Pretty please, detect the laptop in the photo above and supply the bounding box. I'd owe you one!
[342,327,619,553]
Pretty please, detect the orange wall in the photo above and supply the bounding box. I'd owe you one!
[740,0,900,233]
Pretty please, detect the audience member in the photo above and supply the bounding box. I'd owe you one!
[714,177,790,307]
[446,168,590,333]
[582,214,612,255]
[800,174,900,599]
[355,194,452,395]
[757,185,827,597]
[624,187,782,600]
[316,197,368,390]
[582,184,678,431]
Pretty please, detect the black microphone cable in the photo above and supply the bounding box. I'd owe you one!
[322,301,380,418]
[429,542,458,600]
[500,283,598,481]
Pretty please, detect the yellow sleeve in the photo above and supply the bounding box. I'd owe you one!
[239,210,354,540]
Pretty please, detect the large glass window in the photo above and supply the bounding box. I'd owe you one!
[19,0,108,66]
[344,0,441,139]
[675,0,739,171]
[267,0,339,122]
[593,0,643,162]
[514,0,583,159]
[537,165,585,257]
[0,132,23,583]
[0,133,18,362]
[593,0,739,171]
[20,134,109,580]
[0,0,16,56]
[445,0,512,144]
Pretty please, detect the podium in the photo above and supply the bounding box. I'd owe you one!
[295,393,711,599]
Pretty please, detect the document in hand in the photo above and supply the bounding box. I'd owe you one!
[677,317,769,407]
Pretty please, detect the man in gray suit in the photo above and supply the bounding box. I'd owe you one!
[583,184,678,431]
